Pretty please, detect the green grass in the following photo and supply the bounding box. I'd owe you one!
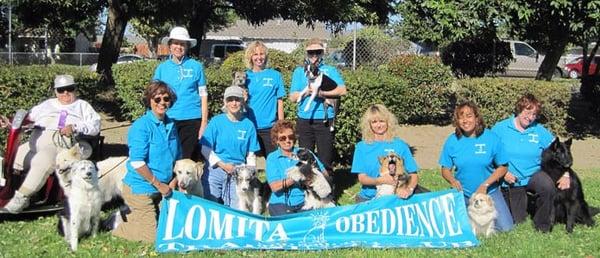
[1,168,599,257]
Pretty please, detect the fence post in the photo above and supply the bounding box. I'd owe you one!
[352,22,357,71]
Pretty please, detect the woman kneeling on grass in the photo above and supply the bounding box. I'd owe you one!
[439,101,514,232]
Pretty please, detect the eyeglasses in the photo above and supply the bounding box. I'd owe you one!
[278,134,296,142]
[56,86,75,94]
[306,50,324,56]
[153,96,171,103]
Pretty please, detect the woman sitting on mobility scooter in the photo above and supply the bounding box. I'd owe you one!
[0,74,101,213]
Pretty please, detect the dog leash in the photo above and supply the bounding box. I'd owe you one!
[98,157,128,180]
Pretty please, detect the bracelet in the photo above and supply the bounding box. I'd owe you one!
[484,183,490,187]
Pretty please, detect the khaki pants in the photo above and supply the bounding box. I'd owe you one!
[112,184,162,243]
[13,129,60,196]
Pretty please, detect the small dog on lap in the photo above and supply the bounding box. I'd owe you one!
[286,148,335,210]
[468,192,497,237]
[375,153,409,198]
[57,160,102,251]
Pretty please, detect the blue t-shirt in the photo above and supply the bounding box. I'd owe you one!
[266,147,325,206]
[290,64,345,119]
[153,56,207,120]
[245,68,286,129]
[200,114,260,164]
[351,137,419,200]
[491,115,554,186]
[439,129,508,197]
[124,110,181,194]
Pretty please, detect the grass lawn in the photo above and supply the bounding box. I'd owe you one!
[1,168,599,257]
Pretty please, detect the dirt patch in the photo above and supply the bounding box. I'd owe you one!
[99,115,600,170]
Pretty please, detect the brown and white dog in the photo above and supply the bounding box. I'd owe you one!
[375,153,409,198]
[173,159,204,198]
[468,193,497,237]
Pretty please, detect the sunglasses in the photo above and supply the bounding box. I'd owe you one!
[278,134,296,142]
[306,50,324,56]
[153,96,171,103]
[226,96,242,102]
[56,86,75,93]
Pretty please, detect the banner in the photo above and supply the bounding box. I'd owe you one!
[155,189,478,252]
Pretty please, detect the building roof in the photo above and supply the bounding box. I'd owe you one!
[207,19,331,41]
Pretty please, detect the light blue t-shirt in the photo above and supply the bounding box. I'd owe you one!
[245,68,286,129]
[491,115,554,186]
[439,129,508,197]
[200,113,260,164]
[153,56,207,120]
[266,147,325,206]
[351,137,419,200]
[124,110,181,194]
[290,64,345,119]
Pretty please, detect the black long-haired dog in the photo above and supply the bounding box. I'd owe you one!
[286,148,335,210]
[541,137,596,233]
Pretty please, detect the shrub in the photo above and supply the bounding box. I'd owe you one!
[386,55,454,88]
[441,36,513,78]
[112,61,160,119]
[0,65,99,147]
[454,78,572,135]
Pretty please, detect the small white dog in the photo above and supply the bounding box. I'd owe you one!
[468,193,497,237]
[286,149,335,210]
[173,159,204,197]
[234,165,269,214]
[55,145,126,203]
[58,160,102,251]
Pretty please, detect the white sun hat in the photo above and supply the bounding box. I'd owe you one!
[53,74,77,88]
[161,26,197,48]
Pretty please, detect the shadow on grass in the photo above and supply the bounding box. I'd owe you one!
[567,90,600,139]
[101,143,128,158]
[332,167,357,202]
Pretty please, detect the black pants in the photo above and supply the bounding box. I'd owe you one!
[268,203,304,216]
[502,172,557,231]
[175,119,202,161]
[296,118,334,171]
[257,128,276,157]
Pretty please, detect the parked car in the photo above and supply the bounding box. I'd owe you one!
[89,54,145,72]
[564,56,600,79]
[324,50,347,68]
[501,40,564,78]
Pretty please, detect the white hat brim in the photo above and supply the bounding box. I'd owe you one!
[161,36,197,48]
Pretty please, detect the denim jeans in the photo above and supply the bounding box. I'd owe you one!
[201,165,238,209]
[465,189,514,232]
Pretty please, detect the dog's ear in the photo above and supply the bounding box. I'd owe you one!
[69,144,82,159]
[551,137,560,150]
[565,138,573,148]
[195,161,204,176]
[378,156,386,164]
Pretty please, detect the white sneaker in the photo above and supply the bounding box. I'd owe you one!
[3,191,30,214]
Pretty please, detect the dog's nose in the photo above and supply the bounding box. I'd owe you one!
[86,172,92,177]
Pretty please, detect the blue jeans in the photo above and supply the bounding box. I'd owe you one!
[201,165,238,209]
[465,190,514,232]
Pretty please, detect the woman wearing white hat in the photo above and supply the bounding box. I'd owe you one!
[289,38,347,173]
[153,26,208,161]
[0,74,101,213]
[199,86,260,209]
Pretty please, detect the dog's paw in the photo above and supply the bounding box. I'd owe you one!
[286,166,305,182]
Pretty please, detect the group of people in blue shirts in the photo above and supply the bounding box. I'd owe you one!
[111,26,566,243]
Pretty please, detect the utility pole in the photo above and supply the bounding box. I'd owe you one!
[8,0,13,65]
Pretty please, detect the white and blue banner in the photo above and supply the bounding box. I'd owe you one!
[155,189,478,252]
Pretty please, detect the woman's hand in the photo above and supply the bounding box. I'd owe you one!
[0,115,11,128]
[557,175,571,190]
[60,124,74,136]
[504,172,517,184]
[377,174,396,186]
[475,183,489,194]
[219,162,236,175]
[156,182,173,197]
[396,187,414,199]
[450,179,463,192]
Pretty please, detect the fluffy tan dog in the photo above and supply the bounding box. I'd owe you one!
[468,193,497,237]
[173,159,204,197]
[375,153,409,198]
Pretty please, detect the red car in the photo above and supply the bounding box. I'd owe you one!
[564,56,600,78]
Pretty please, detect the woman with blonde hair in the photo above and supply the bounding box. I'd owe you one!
[351,104,423,203]
[243,40,286,157]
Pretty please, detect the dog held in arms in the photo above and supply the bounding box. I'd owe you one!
[468,193,497,237]
[286,148,335,210]
[541,137,596,233]
[57,160,102,251]
[233,165,271,214]
[296,60,339,131]
[375,153,410,198]
[173,159,204,197]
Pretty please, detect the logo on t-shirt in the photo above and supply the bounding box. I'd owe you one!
[475,144,487,154]
[262,78,274,87]
[237,130,247,140]
[180,68,194,80]
[384,148,396,155]
[528,133,539,143]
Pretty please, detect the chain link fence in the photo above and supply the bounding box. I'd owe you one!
[0,52,99,67]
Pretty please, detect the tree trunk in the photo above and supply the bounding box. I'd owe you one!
[97,0,130,86]
[535,37,569,81]
[580,40,600,104]
[186,2,211,58]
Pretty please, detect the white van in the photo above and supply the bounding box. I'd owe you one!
[502,40,563,78]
